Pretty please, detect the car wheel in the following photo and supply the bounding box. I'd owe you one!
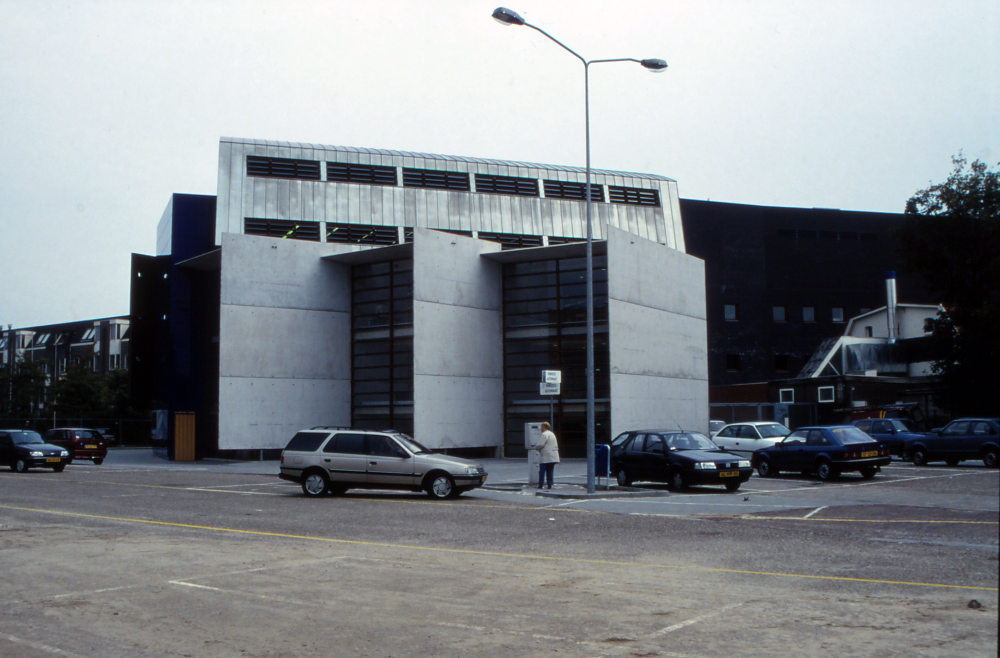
[93,458,104,465]
[984,449,999,468]
[426,472,456,499]
[13,458,29,473]
[945,458,960,467]
[911,447,928,466]
[52,464,66,473]
[816,460,836,481]
[301,470,329,497]
[724,480,741,492]
[667,469,686,491]
[860,465,877,479]
[757,459,778,478]
[616,468,632,487]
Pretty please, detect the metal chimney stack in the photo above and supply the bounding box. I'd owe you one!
[885,271,897,344]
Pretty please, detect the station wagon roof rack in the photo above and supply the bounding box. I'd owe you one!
[310,426,357,431]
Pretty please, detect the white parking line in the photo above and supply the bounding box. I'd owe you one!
[804,506,827,519]
[0,632,85,657]
[169,580,222,591]
[649,602,743,637]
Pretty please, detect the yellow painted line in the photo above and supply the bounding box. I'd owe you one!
[742,515,998,525]
[1,504,995,592]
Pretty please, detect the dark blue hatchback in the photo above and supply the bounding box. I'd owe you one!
[752,425,892,481]
[852,418,926,458]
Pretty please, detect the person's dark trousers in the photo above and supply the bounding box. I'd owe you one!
[539,463,555,488]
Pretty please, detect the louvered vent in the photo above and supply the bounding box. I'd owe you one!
[474,174,539,197]
[326,162,397,186]
[244,219,320,241]
[403,168,470,191]
[246,156,320,180]
[543,180,604,202]
[546,236,586,245]
[478,232,544,250]
[608,186,660,207]
[326,223,400,245]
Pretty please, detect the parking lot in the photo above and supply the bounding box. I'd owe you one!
[1,451,997,657]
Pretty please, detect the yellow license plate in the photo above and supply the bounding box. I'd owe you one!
[861,451,877,458]
[85,444,97,449]
[719,471,739,477]
[46,458,61,463]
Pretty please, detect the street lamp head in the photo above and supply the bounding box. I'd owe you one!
[641,58,668,72]
[492,7,525,26]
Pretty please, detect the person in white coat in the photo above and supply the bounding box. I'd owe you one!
[536,422,560,489]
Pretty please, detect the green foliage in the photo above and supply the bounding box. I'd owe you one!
[48,360,108,419]
[0,359,49,418]
[896,155,1000,416]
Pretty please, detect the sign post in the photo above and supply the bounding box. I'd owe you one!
[540,370,561,428]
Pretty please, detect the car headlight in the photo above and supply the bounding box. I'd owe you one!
[61,450,70,457]
[738,460,751,468]
[694,462,717,470]
[30,451,44,457]
[465,467,481,475]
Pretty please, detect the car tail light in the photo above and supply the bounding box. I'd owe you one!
[280,455,284,464]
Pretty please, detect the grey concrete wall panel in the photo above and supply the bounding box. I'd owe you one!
[156,196,173,256]
[609,374,708,439]
[217,232,355,450]
[218,377,350,450]
[606,227,708,437]
[607,226,706,320]
[216,141,232,235]
[411,229,503,449]
[412,375,503,449]
[220,305,350,380]
[219,233,353,312]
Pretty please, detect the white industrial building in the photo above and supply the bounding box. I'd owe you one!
[133,138,707,459]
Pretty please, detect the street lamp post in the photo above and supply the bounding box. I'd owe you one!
[493,7,666,493]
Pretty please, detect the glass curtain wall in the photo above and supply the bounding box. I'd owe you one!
[351,260,414,435]
[502,256,610,457]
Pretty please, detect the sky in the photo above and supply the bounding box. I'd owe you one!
[0,0,997,328]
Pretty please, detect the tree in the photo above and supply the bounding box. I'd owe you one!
[895,155,1000,416]
[0,359,49,419]
[48,360,107,420]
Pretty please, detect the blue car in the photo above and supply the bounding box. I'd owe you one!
[752,425,892,481]
[852,418,926,458]
[904,418,1000,468]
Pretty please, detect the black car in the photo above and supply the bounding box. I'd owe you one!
[903,418,1000,467]
[752,425,891,481]
[611,430,753,492]
[0,430,72,473]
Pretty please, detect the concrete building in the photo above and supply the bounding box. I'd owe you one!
[132,138,707,459]
[680,199,935,387]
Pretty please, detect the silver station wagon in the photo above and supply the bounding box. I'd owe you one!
[278,427,488,499]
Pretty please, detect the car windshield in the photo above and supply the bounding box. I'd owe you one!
[830,427,877,445]
[12,431,44,445]
[666,432,717,451]
[757,424,790,438]
[890,420,912,432]
[391,433,431,454]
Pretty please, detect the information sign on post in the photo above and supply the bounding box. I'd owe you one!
[542,370,562,384]
[539,382,561,396]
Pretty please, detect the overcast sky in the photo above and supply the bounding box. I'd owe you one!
[1,0,997,328]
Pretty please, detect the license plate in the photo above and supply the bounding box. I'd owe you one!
[861,451,877,458]
[719,470,739,478]
[46,458,61,463]
[85,444,97,449]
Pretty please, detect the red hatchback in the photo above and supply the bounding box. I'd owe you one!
[43,428,108,465]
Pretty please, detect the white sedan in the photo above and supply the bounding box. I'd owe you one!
[712,422,791,458]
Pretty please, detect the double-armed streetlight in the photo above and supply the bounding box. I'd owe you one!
[492,7,666,493]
